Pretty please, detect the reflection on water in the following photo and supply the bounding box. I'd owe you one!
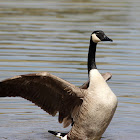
[0,0,140,140]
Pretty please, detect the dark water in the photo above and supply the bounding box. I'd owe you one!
[0,0,140,140]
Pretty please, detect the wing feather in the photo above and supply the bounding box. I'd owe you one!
[0,72,84,126]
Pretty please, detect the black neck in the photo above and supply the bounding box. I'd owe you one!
[88,37,97,74]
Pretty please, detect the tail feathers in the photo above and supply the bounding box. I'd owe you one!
[48,130,68,140]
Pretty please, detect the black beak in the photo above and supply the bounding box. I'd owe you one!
[101,35,113,42]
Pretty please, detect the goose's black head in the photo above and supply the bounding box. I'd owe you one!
[91,30,113,43]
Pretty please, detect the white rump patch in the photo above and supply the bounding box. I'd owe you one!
[56,133,67,140]
[56,133,61,137]
[61,135,67,140]
[92,34,101,43]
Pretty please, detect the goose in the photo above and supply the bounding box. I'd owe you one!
[0,30,117,140]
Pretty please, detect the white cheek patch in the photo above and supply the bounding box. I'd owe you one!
[92,34,101,43]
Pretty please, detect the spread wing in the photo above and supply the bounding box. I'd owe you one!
[0,72,84,127]
[80,72,112,89]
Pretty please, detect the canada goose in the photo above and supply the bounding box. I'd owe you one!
[0,30,117,140]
